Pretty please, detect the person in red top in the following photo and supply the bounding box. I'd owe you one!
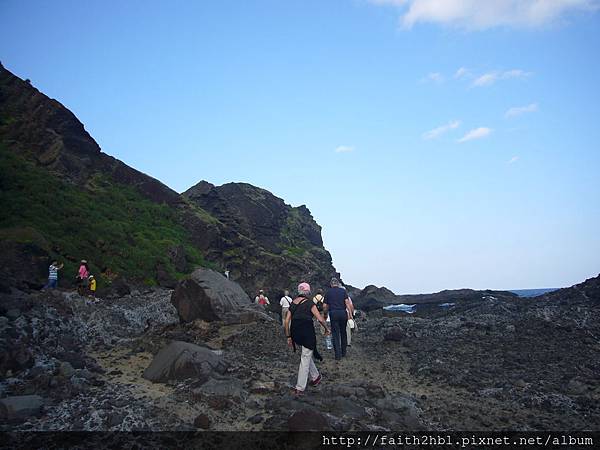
[254,289,270,307]
[77,260,90,295]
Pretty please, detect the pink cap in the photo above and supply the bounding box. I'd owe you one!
[297,282,311,294]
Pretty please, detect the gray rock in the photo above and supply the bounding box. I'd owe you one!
[193,378,247,400]
[248,414,263,424]
[6,308,21,320]
[171,268,275,325]
[142,341,228,383]
[567,379,587,395]
[59,361,75,378]
[0,395,43,421]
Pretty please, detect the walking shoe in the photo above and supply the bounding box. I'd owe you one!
[291,388,304,396]
[309,374,322,387]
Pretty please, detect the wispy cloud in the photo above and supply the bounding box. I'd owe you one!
[422,120,461,140]
[508,156,520,164]
[454,67,470,79]
[367,0,599,30]
[421,72,445,84]
[458,127,492,143]
[472,69,531,87]
[505,103,539,118]
[335,145,354,153]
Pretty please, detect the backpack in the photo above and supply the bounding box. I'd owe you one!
[258,294,267,305]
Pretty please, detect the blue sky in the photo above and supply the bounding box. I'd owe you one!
[1,0,599,293]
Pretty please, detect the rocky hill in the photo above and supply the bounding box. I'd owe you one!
[0,62,337,294]
[351,283,518,311]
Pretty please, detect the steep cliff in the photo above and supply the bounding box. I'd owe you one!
[0,63,337,294]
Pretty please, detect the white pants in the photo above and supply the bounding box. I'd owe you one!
[295,346,319,391]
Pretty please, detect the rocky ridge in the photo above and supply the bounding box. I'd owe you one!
[352,283,518,312]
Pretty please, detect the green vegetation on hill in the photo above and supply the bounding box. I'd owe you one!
[0,146,208,285]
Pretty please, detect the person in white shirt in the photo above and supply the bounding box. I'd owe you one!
[280,290,292,327]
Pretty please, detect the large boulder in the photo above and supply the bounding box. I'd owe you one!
[171,268,266,323]
[142,341,228,383]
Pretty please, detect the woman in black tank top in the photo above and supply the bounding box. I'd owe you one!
[284,282,330,395]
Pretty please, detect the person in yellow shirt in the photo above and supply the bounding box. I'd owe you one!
[88,275,97,298]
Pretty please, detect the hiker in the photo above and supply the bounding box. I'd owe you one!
[44,261,63,289]
[313,288,325,311]
[323,278,354,360]
[280,289,292,327]
[284,282,330,396]
[77,260,90,295]
[313,289,330,349]
[88,275,97,298]
[224,269,230,279]
[254,290,270,307]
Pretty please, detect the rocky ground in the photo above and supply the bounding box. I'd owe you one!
[1,275,599,432]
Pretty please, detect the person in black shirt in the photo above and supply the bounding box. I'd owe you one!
[284,282,330,395]
[323,278,354,360]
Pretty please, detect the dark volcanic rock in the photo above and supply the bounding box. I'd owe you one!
[193,413,211,429]
[383,329,405,342]
[171,268,267,323]
[183,180,339,292]
[96,277,131,298]
[0,395,43,421]
[353,283,519,312]
[288,408,332,431]
[155,263,177,289]
[142,341,228,383]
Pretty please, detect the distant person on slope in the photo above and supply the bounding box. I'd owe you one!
[280,290,292,327]
[44,261,63,289]
[255,289,270,307]
[77,260,90,295]
[88,275,97,298]
[323,278,354,360]
[284,282,330,396]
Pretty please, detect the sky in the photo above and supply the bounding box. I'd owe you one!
[1,0,600,293]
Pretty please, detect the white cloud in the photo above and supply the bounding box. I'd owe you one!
[458,127,492,143]
[472,72,498,86]
[472,69,531,87]
[454,67,469,79]
[505,103,538,117]
[335,145,354,153]
[422,120,461,140]
[367,0,599,30]
[508,155,520,164]
[420,72,445,84]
